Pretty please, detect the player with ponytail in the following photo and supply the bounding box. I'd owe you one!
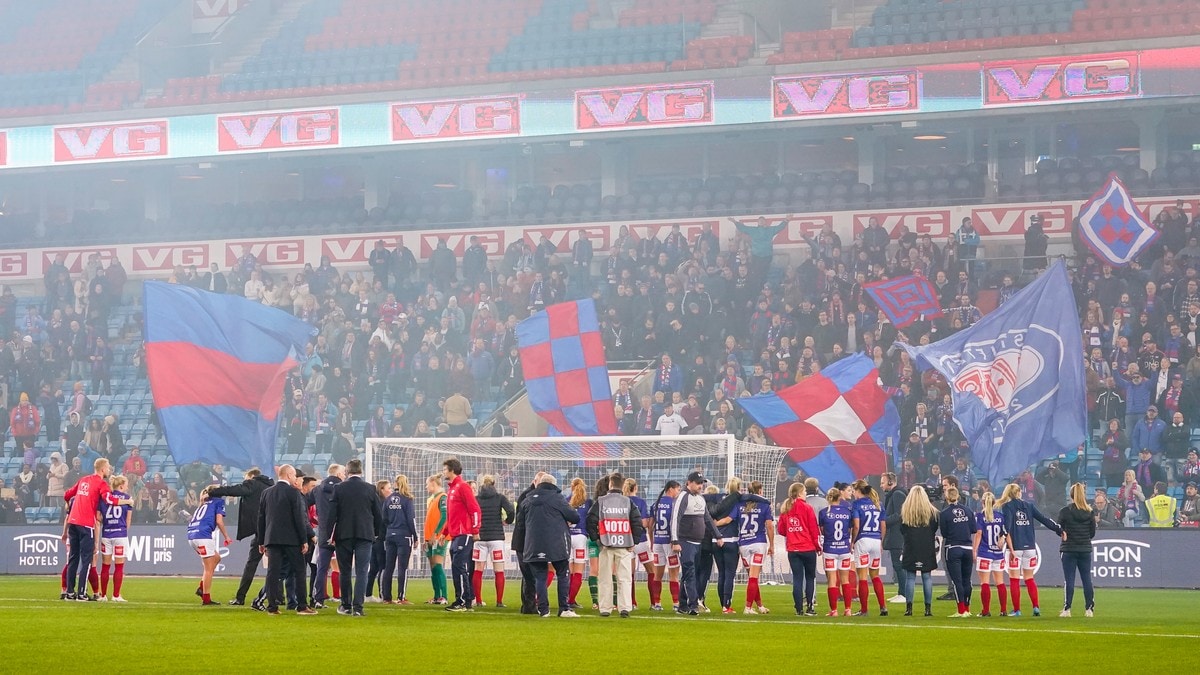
[849,479,888,616]
[649,480,682,610]
[734,481,775,614]
[624,478,653,610]
[997,482,1063,617]
[817,487,854,616]
[566,478,591,609]
[973,491,1009,616]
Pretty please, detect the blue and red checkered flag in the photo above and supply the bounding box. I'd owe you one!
[144,281,315,470]
[737,353,899,485]
[865,274,944,329]
[516,299,617,436]
[1077,173,1159,267]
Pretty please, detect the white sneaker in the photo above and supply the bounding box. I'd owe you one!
[1059,609,1071,618]
[559,610,580,618]
[364,596,382,604]
[97,596,108,602]
[960,612,973,618]
[744,607,757,615]
[1085,609,1094,618]
[888,595,907,604]
[948,612,963,618]
[697,601,709,613]
[112,596,127,603]
[757,606,770,615]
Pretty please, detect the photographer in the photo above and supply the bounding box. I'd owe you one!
[1091,489,1121,528]
[1036,461,1070,514]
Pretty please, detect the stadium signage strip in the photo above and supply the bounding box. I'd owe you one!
[0,45,1187,170]
[0,129,7,166]
[0,526,1186,585]
[1,195,1194,283]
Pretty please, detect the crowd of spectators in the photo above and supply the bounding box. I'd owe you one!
[4,196,1200,528]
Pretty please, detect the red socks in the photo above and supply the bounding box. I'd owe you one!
[568,572,583,604]
[648,577,661,605]
[669,581,680,605]
[841,584,853,610]
[998,582,1008,613]
[331,571,341,599]
[958,601,968,614]
[1009,579,1021,612]
[60,567,68,592]
[472,570,484,603]
[872,576,887,609]
[858,579,869,612]
[100,563,111,597]
[981,583,992,614]
[88,567,99,594]
[746,578,760,608]
[495,572,505,604]
[1025,579,1040,609]
[828,586,840,611]
[113,564,124,597]
[547,568,555,586]
[846,570,858,601]
[201,592,211,603]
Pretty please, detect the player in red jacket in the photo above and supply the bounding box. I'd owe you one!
[62,459,131,600]
[778,483,821,616]
[440,457,481,612]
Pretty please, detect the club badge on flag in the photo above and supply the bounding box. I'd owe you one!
[144,281,316,471]
[737,353,899,486]
[516,299,617,436]
[865,274,945,329]
[901,261,1086,486]
[1077,173,1159,267]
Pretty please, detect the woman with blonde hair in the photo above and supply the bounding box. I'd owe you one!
[706,476,742,614]
[938,486,977,617]
[565,477,590,613]
[424,474,449,604]
[185,485,230,606]
[778,482,819,615]
[623,478,655,610]
[849,479,888,616]
[732,480,774,614]
[996,482,1062,617]
[1057,482,1096,617]
[381,474,417,604]
[899,485,939,616]
[972,491,1010,617]
[817,487,854,616]
[472,474,515,607]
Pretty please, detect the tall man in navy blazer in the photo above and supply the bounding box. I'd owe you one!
[328,459,383,616]
[256,464,315,615]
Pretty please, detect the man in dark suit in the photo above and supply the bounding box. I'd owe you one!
[201,263,228,294]
[257,464,316,615]
[209,467,274,606]
[329,458,383,616]
[311,463,344,609]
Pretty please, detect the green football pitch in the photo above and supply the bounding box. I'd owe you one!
[2,576,1196,671]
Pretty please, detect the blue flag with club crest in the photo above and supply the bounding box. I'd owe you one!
[901,261,1086,486]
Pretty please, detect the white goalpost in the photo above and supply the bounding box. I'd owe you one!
[364,435,793,582]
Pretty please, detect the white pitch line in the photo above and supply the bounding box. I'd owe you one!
[0,597,1194,641]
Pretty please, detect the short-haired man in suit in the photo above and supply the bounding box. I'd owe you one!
[208,467,274,606]
[257,464,316,615]
[329,459,383,616]
[311,464,344,609]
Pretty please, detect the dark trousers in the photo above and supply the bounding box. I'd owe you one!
[366,537,386,597]
[946,547,974,606]
[695,545,715,605]
[449,534,475,606]
[677,540,701,612]
[265,544,308,612]
[714,544,740,609]
[234,535,263,602]
[66,524,94,596]
[1061,551,1095,611]
[312,545,335,603]
[788,551,818,612]
[518,560,537,613]
[382,536,414,602]
[335,538,373,612]
[254,554,298,608]
[530,559,570,615]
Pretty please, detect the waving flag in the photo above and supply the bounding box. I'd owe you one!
[1077,173,1159,267]
[516,299,617,436]
[865,274,944,328]
[145,281,315,471]
[737,353,899,485]
[901,261,1086,485]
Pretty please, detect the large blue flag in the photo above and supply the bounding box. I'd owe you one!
[902,261,1086,486]
[144,281,316,471]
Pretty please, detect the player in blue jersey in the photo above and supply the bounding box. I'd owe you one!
[938,486,977,617]
[650,480,681,610]
[565,478,590,614]
[187,486,232,606]
[850,480,888,617]
[997,483,1063,617]
[624,478,653,610]
[817,488,854,616]
[973,491,1010,617]
[734,481,775,614]
[97,475,132,602]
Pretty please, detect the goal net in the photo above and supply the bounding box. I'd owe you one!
[365,435,792,582]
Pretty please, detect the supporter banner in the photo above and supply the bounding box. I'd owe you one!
[1,194,1197,286]
[2,525,253,576]
[0,44,1198,168]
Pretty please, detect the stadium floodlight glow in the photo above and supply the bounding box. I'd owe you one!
[913,134,947,140]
